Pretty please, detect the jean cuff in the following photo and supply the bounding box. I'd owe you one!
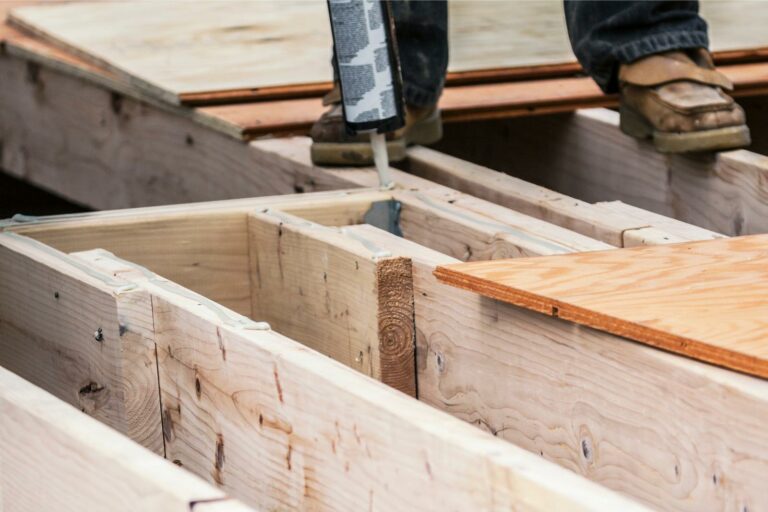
[615,30,709,64]
[595,31,709,93]
[403,81,443,107]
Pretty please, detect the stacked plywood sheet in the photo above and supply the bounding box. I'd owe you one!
[7,0,768,105]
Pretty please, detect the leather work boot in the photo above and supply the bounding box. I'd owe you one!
[619,49,750,153]
[310,85,443,166]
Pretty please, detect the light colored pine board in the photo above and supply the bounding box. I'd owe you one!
[9,0,768,105]
[352,222,768,512]
[0,232,163,452]
[4,189,390,316]
[434,108,768,237]
[192,502,259,512]
[395,189,613,259]
[248,209,415,395]
[595,200,725,242]
[0,365,256,512]
[74,248,644,512]
[0,53,360,211]
[3,42,768,246]
[436,235,768,378]
[3,184,762,509]
[403,146,709,248]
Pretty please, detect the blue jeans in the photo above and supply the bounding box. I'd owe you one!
[390,0,708,106]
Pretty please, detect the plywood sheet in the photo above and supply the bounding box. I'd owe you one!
[435,235,768,379]
[9,0,768,105]
[199,60,768,138]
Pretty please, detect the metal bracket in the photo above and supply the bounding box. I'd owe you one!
[363,200,402,237]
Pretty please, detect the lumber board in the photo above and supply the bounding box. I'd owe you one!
[71,248,643,512]
[9,0,768,106]
[0,232,163,452]
[395,189,613,258]
[3,189,391,315]
[200,61,768,138]
[248,209,415,395]
[3,42,768,245]
[435,235,768,379]
[0,53,362,211]
[2,187,762,509]
[595,201,725,243]
[349,223,768,511]
[434,108,768,237]
[403,146,705,247]
[0,365,257,512]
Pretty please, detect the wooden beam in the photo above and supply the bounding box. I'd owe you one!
[0,232,163,452]
[0,53,360,210]
[248,209,415,395]
[0,185,743,509]
[0,364,254,512]
[3,189,391,315]
[595,201,724,242]
[394,189,612,258]
[73,248,643,512]
[430,108,768,236]
[347,223,768,512]
[403,146,684,247]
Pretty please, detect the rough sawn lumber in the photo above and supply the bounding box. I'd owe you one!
[0,364,253,512]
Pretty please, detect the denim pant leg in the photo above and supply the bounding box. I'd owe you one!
[564,1,709,92]
[391,0,449,107]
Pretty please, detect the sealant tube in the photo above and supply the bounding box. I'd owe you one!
[327,0,405,135]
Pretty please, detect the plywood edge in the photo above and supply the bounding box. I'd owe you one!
[433,260,768,379]
[7,9,181,105]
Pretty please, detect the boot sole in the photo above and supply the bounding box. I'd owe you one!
[311,110,443,166]
[620,105,751,153]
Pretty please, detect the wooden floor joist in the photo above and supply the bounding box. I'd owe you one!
[350,224,768,512]
[431,109,768,237]
[0,227,645,511]
[3,10,768,510]
[0,364,252,512]
[3,187,768,511]
[3,43,768,251]
[0,231,164,452]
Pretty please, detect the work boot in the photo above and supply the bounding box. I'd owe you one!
[619,49,750,153]
[310,85,443,166]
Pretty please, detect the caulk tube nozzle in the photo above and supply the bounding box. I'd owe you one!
[326,0,405,136]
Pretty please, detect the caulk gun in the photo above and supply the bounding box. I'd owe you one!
[326,0,405,188]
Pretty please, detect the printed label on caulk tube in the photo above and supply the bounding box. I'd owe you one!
[328,0,398,124]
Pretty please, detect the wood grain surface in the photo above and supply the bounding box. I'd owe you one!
[200,60,768,138]
[0,366,252,512]
[436,235,768,378]
[73,249,643,512]
[9,0,768,105]
[0,232,164,453]
[348,222,768,511]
